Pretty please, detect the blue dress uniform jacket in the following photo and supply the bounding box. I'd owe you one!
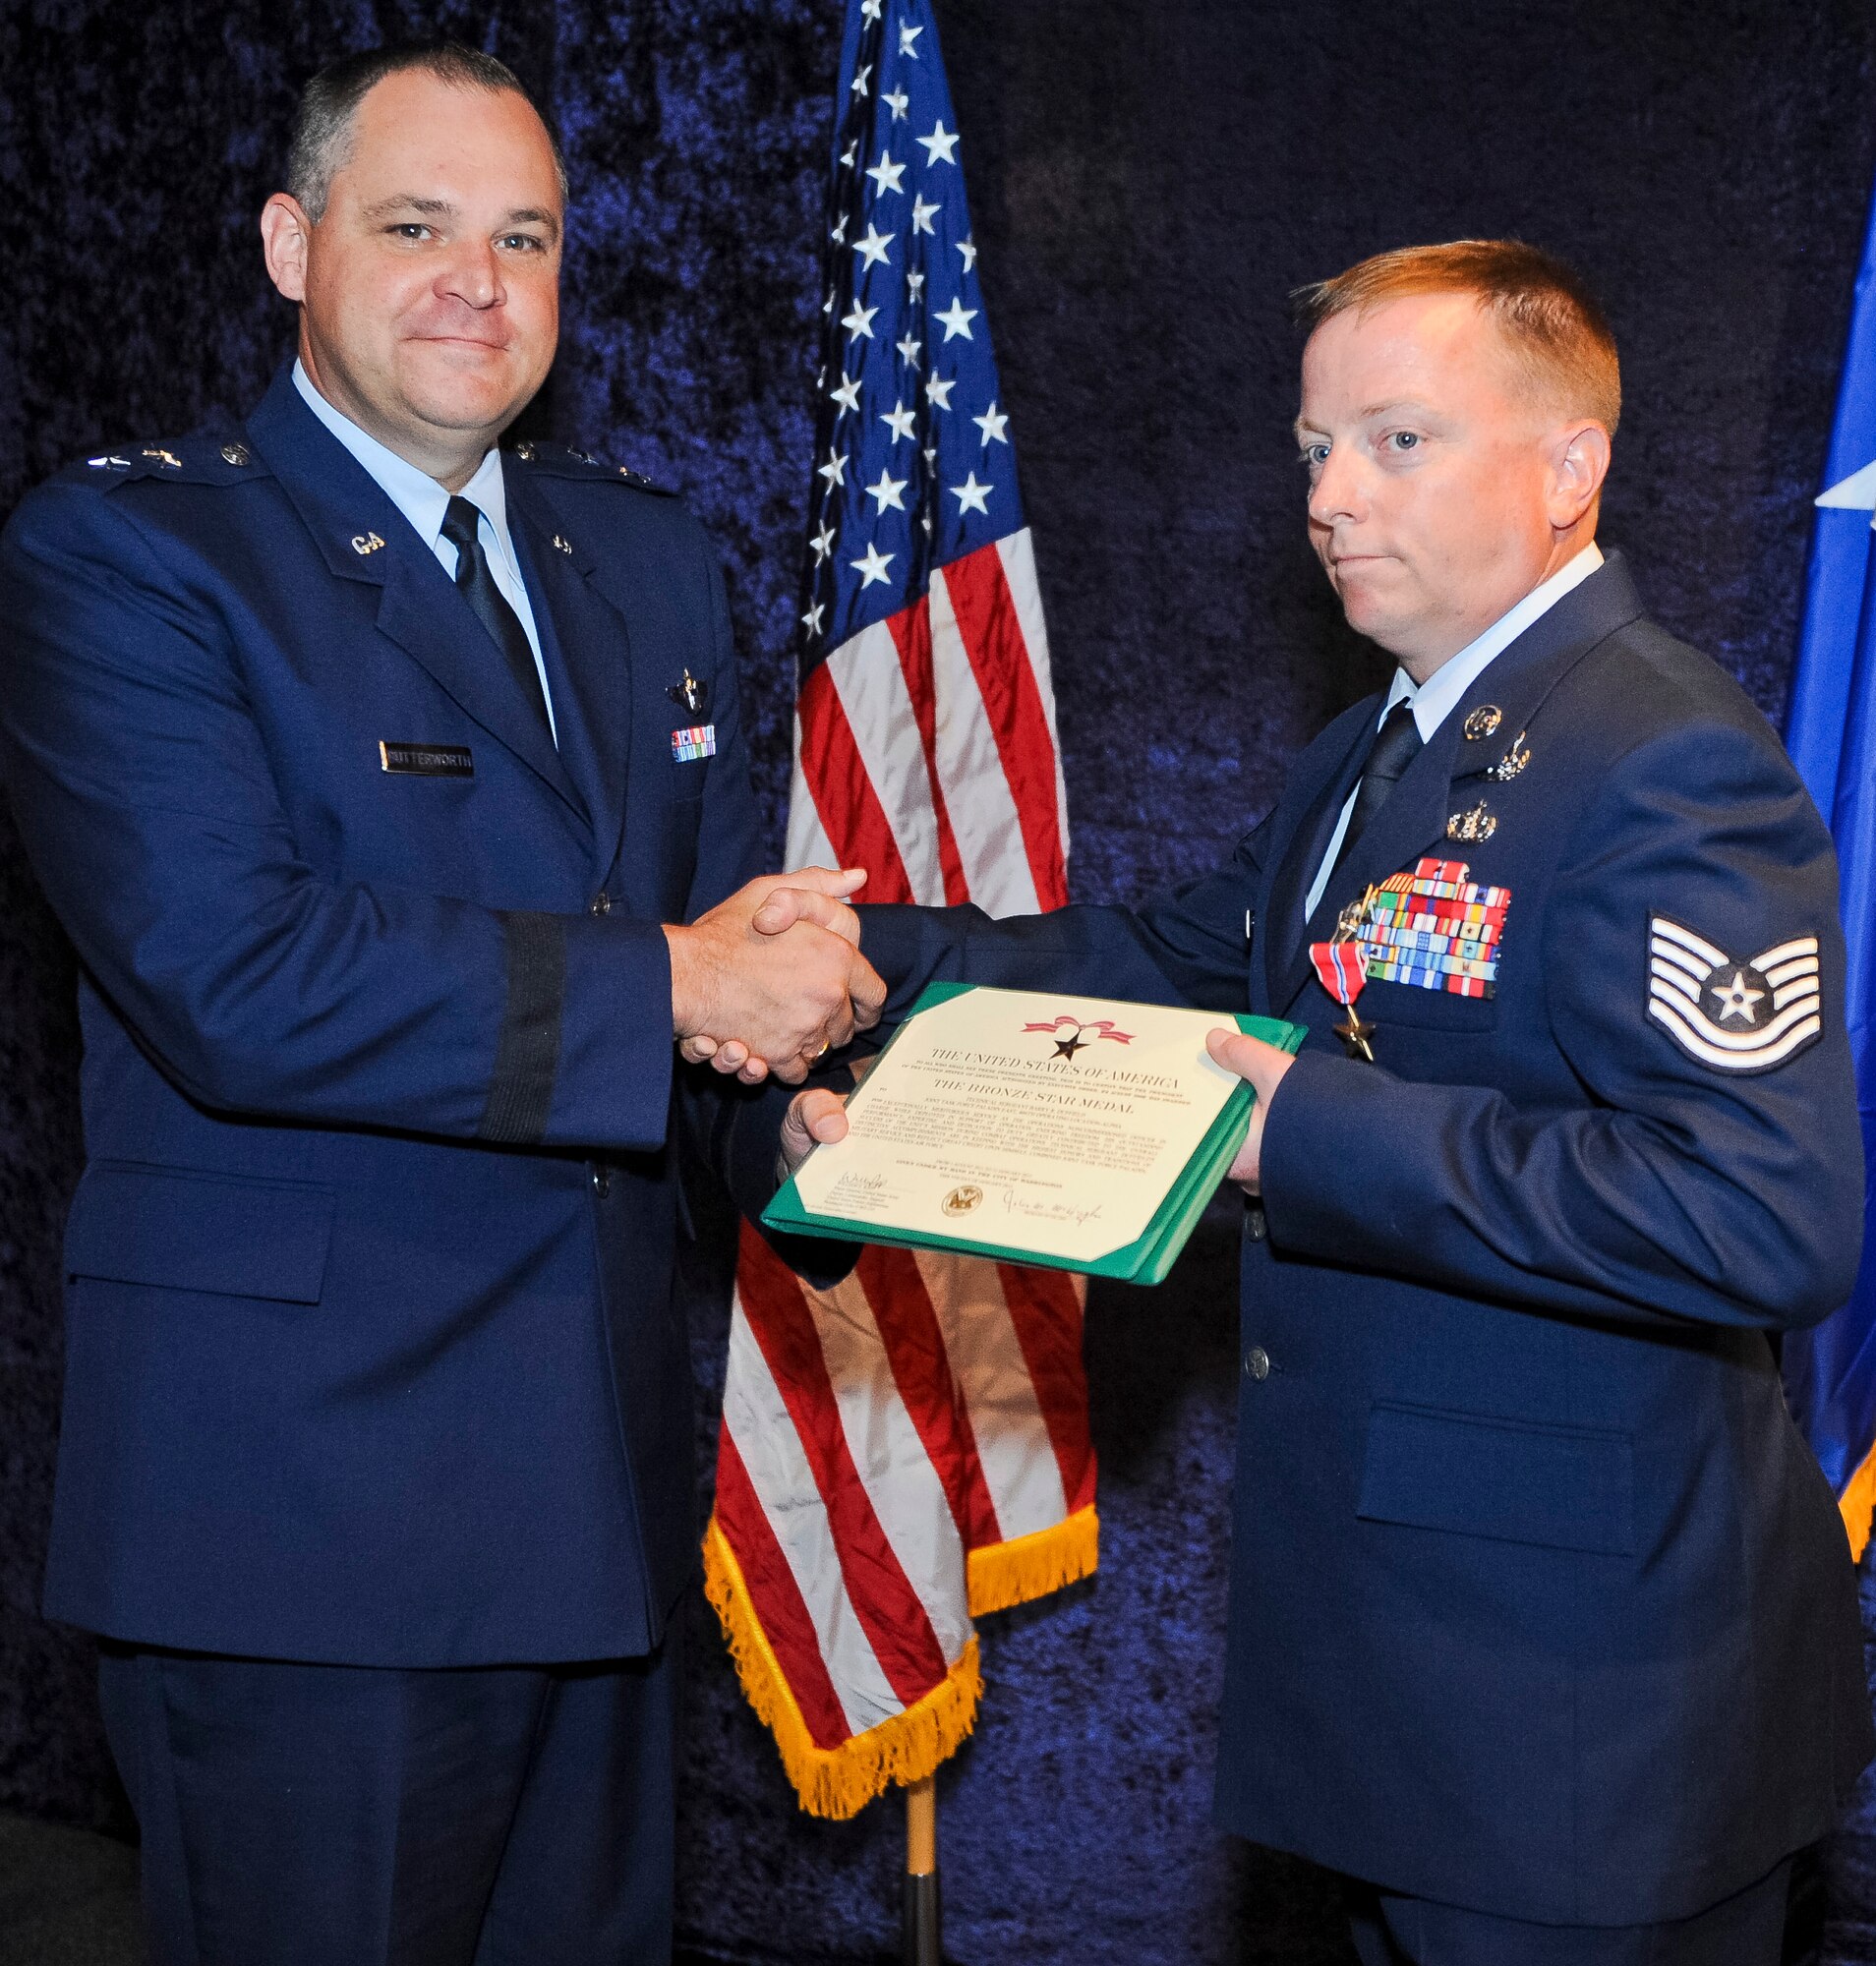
[856,553,1874,1926]
[0,366,790,1668]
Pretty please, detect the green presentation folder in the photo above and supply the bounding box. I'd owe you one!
[761,982,1307,1286]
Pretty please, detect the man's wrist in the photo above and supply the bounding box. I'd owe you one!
[663,921,705,1040]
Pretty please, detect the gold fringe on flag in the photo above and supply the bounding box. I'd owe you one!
[702,1519,984,1821]
[966,1503,1099,1617]
[1839,1440,1876,1563]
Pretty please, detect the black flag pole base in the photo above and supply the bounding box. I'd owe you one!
[902,1869,941,1966]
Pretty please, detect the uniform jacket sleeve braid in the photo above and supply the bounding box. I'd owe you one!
[0,478,677,1153]
[1258,716,1864,1330]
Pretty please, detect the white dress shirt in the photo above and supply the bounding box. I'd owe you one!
[291,361,557,742]
[1302,544,1604,918]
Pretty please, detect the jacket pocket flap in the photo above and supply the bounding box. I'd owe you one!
[1357,1402,1634,1556]
[66,1162,334,1304]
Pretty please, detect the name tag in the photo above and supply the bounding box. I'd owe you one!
[380,741,473,778]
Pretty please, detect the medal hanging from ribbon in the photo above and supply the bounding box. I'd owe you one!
[1310,890,1379,1062]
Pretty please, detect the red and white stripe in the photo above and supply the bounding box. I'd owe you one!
[718,521,1094,1790]
[788,530,1070,913]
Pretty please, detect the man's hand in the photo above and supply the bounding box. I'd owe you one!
[1206,1027,1298,1194]
[779,1085,850,1175]
[667,868,885,1084]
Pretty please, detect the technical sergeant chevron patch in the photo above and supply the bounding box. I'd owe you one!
[1646,917,1822,1073]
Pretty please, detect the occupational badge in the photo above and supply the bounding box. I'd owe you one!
[1446,801,1497,843]
[1646,918,1821,1073]
[1483,731,1530,781]
[669,668,711,717]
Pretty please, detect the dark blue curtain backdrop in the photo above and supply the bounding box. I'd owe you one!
[5,3,1876,1961]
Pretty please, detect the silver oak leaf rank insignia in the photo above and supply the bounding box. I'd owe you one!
[1646,917,1822,1072]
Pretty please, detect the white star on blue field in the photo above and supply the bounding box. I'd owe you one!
[800,0,1026,659]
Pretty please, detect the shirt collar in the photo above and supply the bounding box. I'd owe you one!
[1386,543,1605,737]
[291,358,507,555]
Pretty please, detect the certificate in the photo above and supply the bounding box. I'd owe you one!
[761,983,1306,1284]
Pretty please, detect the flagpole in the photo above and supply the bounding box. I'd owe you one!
[903,1775,941,1966]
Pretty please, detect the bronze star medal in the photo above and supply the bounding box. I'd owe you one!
[1310,890,1378,1062]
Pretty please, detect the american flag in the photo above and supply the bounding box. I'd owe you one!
[702,0,1097,1819]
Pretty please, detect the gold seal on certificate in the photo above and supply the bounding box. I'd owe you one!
[762,984,1306,1284]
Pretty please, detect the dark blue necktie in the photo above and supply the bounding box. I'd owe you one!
[440,496,552,736]
[1327,700,1423,885]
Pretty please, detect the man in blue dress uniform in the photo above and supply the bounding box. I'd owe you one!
[744,244,1876,1962]
[0,43,882,1966]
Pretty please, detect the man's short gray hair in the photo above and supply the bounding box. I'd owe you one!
[285,43,568,222]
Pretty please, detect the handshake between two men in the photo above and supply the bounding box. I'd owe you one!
[667,869,1296,1191]
[665,865,885,1085]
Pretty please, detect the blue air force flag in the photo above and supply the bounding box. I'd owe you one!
[1782,169,1876,1556]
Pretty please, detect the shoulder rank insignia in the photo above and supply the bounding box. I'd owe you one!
[1646,918,1821,1072]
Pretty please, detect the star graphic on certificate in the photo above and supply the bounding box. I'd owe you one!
[1054,1031,1087,1059]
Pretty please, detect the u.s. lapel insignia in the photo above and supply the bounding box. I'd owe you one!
[1484,732,1530,781]
[141,447,183,470]
[1646,918,1822,1072]
[350,532,385,556]
[669,669,711,718]
[1447,801,1496,843]
[1462,705,1502,741]
[552,534,573,555]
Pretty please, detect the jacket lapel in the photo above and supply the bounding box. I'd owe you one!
[505,478,633,883]
[245,368,583,819]
[1260,698,1379,1013]
[1271,552,1650,1013]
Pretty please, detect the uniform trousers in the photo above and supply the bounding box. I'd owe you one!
[1343,1857,1794,1966]
[97,1632,679,1966]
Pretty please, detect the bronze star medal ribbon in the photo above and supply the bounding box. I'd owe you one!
[1309,888,1378,1062]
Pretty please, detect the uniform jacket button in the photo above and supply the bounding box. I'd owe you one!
[591,1165,611,1197]
[1246,1200,1266,1240]
[1244,1346,1270,1381]
[590,890,612,915]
